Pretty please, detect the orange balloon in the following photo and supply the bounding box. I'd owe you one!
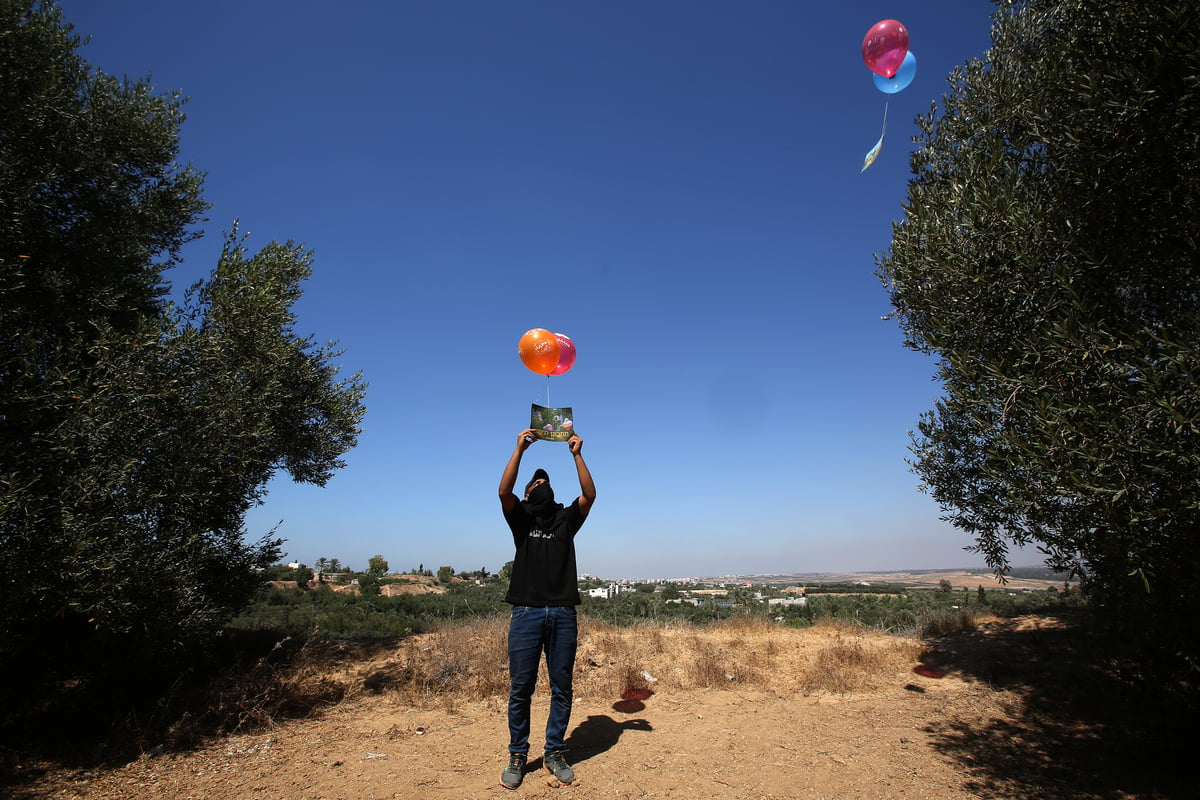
[518,328,560,375]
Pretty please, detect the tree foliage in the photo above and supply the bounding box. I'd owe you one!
[0,1,367,662]
[877,0,1200,671]
[294,566,314,591]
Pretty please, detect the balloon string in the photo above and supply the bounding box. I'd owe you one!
[546,375,551,408]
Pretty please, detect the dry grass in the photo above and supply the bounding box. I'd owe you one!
[348,614,924,709]
[152,634,355,748]
[800,619,920,694]
[111,614,926,751]
[921,608,992,638]
[357,616,512,705]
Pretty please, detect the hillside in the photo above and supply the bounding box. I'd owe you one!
[707,568,1072,592]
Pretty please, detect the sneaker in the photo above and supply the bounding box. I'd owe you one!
[544,750,575,784]
[500,753,527,790]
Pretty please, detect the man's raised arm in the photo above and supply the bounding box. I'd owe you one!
[568,434,596,518]
[499,429,538,513]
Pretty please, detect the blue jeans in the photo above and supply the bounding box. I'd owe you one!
[507,605,578,755]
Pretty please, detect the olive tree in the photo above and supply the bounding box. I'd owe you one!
[877,0,1200,671]
[0,0,366,661]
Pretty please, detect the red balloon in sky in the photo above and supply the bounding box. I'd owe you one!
[549,333,576,376]
[862,19,909,78]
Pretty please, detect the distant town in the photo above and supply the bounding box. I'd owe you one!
[578,566,1073,592]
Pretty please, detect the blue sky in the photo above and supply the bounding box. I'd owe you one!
[58,0,1020,579]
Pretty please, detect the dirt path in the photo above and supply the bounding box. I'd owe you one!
[36,686,993,800]
[19,615,1194,800]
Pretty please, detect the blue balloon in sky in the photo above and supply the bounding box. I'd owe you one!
[873,50,916,94]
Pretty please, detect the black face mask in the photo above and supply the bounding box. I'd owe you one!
[526,483,556,517]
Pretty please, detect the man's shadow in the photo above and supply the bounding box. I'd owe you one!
[564,714,653,763]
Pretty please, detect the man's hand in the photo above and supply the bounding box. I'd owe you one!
[567,434,583,455]
[518,428,539,452]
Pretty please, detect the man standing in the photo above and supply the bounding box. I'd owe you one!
[497,428,596,789]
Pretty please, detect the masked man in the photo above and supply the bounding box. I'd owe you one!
[496,429,596,789]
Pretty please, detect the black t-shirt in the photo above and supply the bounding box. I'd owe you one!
[503,498,585,606]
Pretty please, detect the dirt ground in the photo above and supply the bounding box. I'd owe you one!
[14,614,1194,800]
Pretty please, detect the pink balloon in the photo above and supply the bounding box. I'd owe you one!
[862,19,909,78]
[549,333,576,376]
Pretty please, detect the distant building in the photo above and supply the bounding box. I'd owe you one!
[587,584,623,600]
